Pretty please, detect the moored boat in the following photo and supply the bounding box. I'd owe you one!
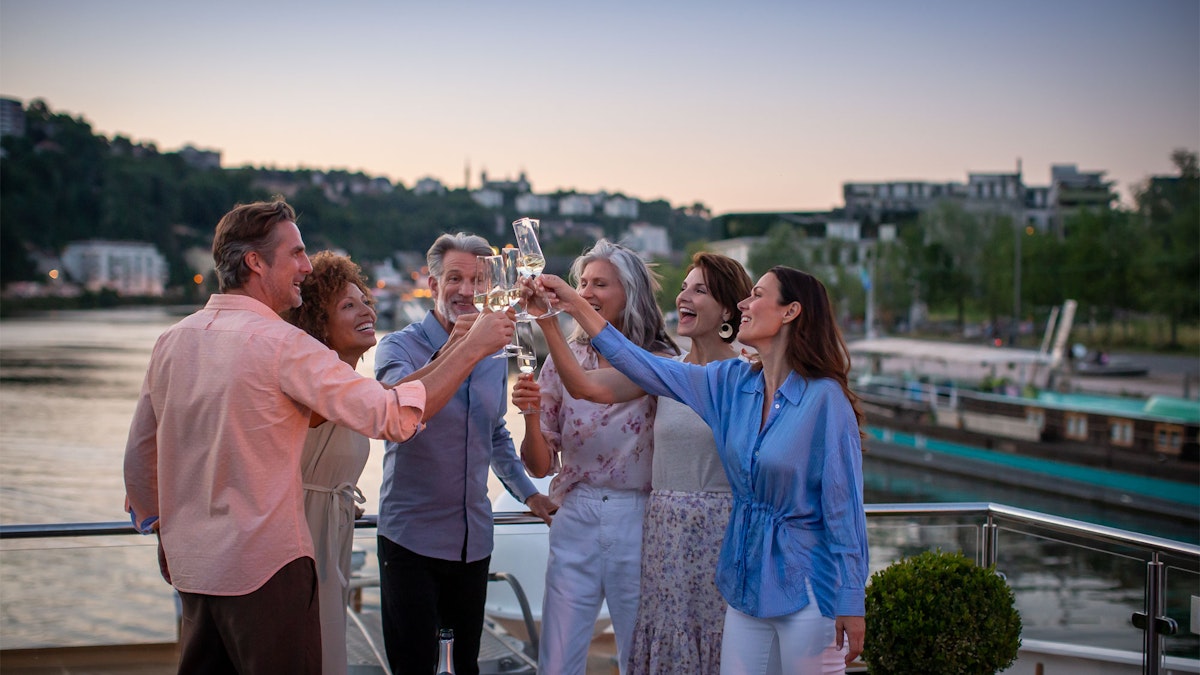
[847,302,1200,518]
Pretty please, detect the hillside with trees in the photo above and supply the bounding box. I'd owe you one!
[0,99,713,295]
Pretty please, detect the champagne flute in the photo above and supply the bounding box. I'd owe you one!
[485,254,522,358]
[473,255,489,313]
[502,247,532,321]
[512,217,560,318]
[515,324,540,415]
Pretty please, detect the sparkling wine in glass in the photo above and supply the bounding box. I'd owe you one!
[517,350,537,375]
[485,254,522,358]
[502,248,527,318]
[512,217,560,318]
[515,323,540,414]
[473,256,489,312]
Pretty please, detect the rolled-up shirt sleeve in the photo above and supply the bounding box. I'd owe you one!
[281,331,425,442]
[123,374,160,534]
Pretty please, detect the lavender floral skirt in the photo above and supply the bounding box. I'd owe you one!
[627,489,733,675]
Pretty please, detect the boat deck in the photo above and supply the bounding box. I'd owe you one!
[0,608,619,675]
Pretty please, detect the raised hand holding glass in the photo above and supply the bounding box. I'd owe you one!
[512,217,560,318]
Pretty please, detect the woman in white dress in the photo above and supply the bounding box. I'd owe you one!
[286,251,379,675]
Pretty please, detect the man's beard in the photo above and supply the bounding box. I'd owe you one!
[437,294,475,326]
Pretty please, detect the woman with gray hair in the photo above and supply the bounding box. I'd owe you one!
[513,239,677,674]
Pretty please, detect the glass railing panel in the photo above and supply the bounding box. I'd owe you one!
[1164,562,1200,660]
[0,535,176,649]
[991,524,1169,657]
[866,517,981,573]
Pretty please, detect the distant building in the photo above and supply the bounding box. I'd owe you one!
[471,188,505,209]
[558,194,594,217]
[1024,186,1052,231]
[705,237,761,275]
[61,240,168,296]
[413,177,446,196]
[842,161,1114,236]
[963,172,1024,221]
[539,219,605,243]
[176,145,221,170]
[843,180,966,223]
[515,192,553,214]
[825,220,862,241]
[480,170,531,194]
[369,176,395,194]
[1047,164,1114,234]
[0,97,25,139]
[621,222,670,259]
[603,196,639,219]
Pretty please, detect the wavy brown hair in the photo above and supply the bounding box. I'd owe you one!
[768,265,866,444]
[688,252,753,343]
[212,198,296,292]
[286,251,374,345]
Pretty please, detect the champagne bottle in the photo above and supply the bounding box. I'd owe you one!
[436,628,455,675]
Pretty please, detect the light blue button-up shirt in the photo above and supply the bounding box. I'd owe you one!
[593,324,868,618]
[375,311,537,563]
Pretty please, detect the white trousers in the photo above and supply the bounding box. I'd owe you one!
[719,582,846,675]
[538,484,647,675]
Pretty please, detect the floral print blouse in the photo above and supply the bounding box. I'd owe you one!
[537,340,657,504]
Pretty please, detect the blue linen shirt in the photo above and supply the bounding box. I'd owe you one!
[593,324,868,619]
[375,311,538,563]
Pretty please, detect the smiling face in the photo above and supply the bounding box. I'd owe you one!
[736,272,799,349]
[675,266,728,339]
[323,282,378,363]
[430,249,481,330]
[577,259,628,328]
[258,221,312,313]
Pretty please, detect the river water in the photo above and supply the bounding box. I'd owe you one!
[0,308,1195,658]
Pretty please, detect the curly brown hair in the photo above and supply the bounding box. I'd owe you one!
[286,251,374,345]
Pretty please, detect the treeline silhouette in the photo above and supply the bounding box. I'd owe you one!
[0,99,714,291]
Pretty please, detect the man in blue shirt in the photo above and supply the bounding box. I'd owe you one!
[375,232,554,675]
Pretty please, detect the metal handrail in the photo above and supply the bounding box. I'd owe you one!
[6,502,1196,559]
[862,502,1200,563]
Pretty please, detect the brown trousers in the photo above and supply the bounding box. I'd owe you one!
[177,556,321,674]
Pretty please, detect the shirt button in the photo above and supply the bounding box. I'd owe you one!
[774,403,780,409]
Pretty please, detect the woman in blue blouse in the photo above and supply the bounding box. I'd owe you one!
[537,265,868,674]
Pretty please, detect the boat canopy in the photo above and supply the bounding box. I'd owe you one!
[848,337,1053,368]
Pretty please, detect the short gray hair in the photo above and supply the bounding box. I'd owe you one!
[427,232,493,278]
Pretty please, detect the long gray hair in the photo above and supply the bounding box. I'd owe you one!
[567,239,678,354]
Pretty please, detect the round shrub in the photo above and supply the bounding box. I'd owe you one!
[863,549,1022,674]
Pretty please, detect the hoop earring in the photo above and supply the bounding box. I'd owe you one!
[718,322,734,339]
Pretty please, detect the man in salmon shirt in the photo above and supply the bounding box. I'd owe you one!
[123,198,516,674]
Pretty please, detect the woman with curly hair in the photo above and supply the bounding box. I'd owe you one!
[286,251,379,675]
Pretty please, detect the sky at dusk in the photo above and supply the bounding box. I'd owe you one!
[2,0,1197,215]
